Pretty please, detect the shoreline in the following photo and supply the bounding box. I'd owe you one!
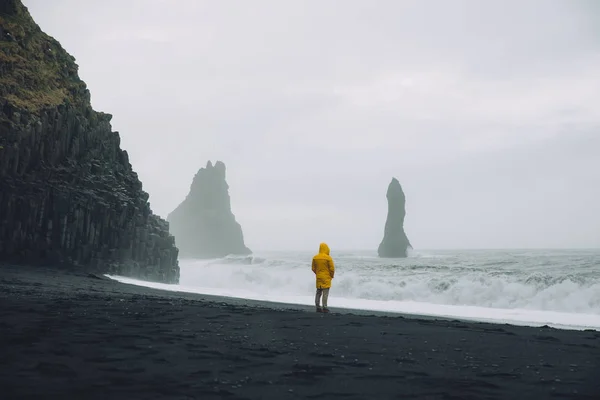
[2,263,599,399]
[107,274,600,332]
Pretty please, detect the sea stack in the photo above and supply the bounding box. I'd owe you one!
[167,161,251,258]
[378,178,412,258]
[0,0,179,283]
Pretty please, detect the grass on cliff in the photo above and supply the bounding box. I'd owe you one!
[0,2,89,113]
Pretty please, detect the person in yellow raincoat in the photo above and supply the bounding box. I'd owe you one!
[311,242,335,313]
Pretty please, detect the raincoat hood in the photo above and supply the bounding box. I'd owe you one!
[318,242,330,255]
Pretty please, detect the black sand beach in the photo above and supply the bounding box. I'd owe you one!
[1,265,598,400]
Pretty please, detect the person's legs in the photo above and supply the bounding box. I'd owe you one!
[315,288,323,308]
[322,288,330,308]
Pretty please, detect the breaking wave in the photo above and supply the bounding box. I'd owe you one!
[180,251,600,314]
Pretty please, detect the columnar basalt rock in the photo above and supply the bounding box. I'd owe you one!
[167,161,251,259]
[378,178,412,258]
[0,0,179,283]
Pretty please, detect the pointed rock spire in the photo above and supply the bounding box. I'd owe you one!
[378,177,412,258]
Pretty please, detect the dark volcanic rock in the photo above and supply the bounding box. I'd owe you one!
[167,161,251,259]
[378,178,412,258]
[0,1,179,283]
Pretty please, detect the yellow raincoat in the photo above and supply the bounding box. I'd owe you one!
[312,242,335,289]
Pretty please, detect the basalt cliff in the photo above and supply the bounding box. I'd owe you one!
[378,178,412,258]
[0,0,179,283]
[167,161,251,259]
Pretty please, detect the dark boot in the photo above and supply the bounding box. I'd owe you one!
[316,307,323,313]
[322,308,330,313]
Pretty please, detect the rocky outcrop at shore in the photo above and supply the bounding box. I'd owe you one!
[378,178,412,258]
[167,161,251,259]
[0,0,179,283]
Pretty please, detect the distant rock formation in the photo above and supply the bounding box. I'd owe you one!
[378,178,412,258]
[167,161,251,258]
[0,0,179,283]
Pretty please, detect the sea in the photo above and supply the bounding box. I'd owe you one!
[108,249,600,331]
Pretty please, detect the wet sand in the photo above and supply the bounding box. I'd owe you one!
[1,264,599,399]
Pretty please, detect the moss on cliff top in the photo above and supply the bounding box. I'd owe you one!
[0,0,90,113]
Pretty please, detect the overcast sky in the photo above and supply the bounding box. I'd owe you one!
[25,0,600,251]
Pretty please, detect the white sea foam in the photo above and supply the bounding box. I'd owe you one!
[107,249,600,331]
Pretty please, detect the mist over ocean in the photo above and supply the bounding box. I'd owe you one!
[109,249,600,331]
